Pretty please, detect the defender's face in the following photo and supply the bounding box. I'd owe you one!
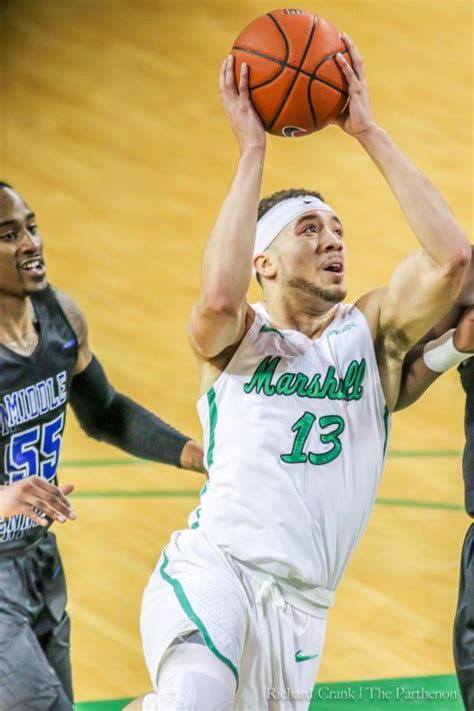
[0,188,47,298]
[275,210,347,303]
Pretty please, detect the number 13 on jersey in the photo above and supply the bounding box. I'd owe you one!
[281,411,345,466]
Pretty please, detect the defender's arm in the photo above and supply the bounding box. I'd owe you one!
[55,290,204,472]
[396,305,474,410]
[188,58,266,360]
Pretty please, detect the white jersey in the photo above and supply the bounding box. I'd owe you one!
[190,302,389,609]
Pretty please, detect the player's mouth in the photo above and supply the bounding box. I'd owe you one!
[322,259,344,278]
[18,257,46,279]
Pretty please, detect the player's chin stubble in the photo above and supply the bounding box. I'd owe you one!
[287,277,347,304]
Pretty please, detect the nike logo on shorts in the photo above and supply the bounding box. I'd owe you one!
[295,649,319,663]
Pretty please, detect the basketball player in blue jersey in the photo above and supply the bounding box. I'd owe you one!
[130,36,471,711]
[0,181,204,710]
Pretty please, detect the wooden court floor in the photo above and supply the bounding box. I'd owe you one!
[0,0,472,704]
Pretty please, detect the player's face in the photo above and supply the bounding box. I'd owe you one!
[0,187,47,298]
[275,210,347,304]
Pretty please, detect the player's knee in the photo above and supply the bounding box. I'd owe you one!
[158,669,234,711]
[141,692,160,710]
[156,642,235,711]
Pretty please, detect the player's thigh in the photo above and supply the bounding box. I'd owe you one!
[0,616,72,711]
[39,610,73,702]
[282,610,327,709]
[237,603,326,710]
[141,534,247,691]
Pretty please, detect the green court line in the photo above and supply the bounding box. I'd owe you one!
[60,450,463,470]
[75,673,463,710]
[61,458,149,468]
[69,489,465,512]
[376,497,464,511]
[389,450,462,458]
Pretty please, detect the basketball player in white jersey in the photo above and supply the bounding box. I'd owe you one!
[129,35,471,710]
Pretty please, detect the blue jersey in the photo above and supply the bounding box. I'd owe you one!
[0,287,78,551]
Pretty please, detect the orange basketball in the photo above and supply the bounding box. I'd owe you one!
[231,9,352,137]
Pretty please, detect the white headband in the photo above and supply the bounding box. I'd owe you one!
[254,196,335,274]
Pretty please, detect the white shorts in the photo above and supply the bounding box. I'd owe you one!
[140,529,327,710]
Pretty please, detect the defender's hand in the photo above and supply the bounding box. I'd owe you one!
[220,55,266,155]
[454,306,474,353]
[0,477,77,526]
[332,34,377,138]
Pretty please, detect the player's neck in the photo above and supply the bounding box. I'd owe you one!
[0,294,35,345]
[263,293,339,339]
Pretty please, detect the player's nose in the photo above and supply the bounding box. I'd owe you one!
[320,228,343,252]
[18,228,40,253]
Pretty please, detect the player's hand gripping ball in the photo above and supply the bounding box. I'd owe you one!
[231,8,352,137]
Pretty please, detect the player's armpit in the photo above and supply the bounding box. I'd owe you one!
[53,288,93,374]
[188,301,253,361]
[378,249,470,358]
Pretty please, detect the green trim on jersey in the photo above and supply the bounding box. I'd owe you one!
[260,324,284,338]
[159,548,239,688]
[206,387,218,467]
[190,507,201,529]
[382,406,389,458]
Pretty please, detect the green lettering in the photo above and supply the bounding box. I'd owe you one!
[276,372,299,395]
[243,356,280,396]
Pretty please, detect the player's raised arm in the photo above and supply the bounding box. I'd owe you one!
[334,35,471,353]
[188,57,266,360]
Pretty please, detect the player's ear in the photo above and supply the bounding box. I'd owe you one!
[254,252,277,281]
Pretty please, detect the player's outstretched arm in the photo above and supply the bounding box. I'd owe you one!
[396,306,474,410]
[55,290,205,473]
[334,36,471,351]
[0,478,76,526]
[188,56,266,360]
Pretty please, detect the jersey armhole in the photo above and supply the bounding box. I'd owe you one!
[197,306,265,407]
[352,304,389,415]
[46,287,80,360]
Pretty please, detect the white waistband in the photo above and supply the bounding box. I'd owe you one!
[237,560,335,619]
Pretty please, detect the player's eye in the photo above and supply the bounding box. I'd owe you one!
[334,228,343,237]
[1,231,17,242]
[303,224,318,233]
[28,224,38,235]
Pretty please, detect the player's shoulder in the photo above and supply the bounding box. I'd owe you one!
[51,288,88,346]
[354,287,386,340]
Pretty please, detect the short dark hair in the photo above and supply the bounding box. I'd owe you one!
[257,188,325,221]
[0,182,13,190]
[255,188,326,285]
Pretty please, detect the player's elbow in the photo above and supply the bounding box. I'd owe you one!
[198,293,242,320]
[442,239,471,276]
[77,417,103,441]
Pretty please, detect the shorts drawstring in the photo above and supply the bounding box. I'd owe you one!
[255,578,287,614]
